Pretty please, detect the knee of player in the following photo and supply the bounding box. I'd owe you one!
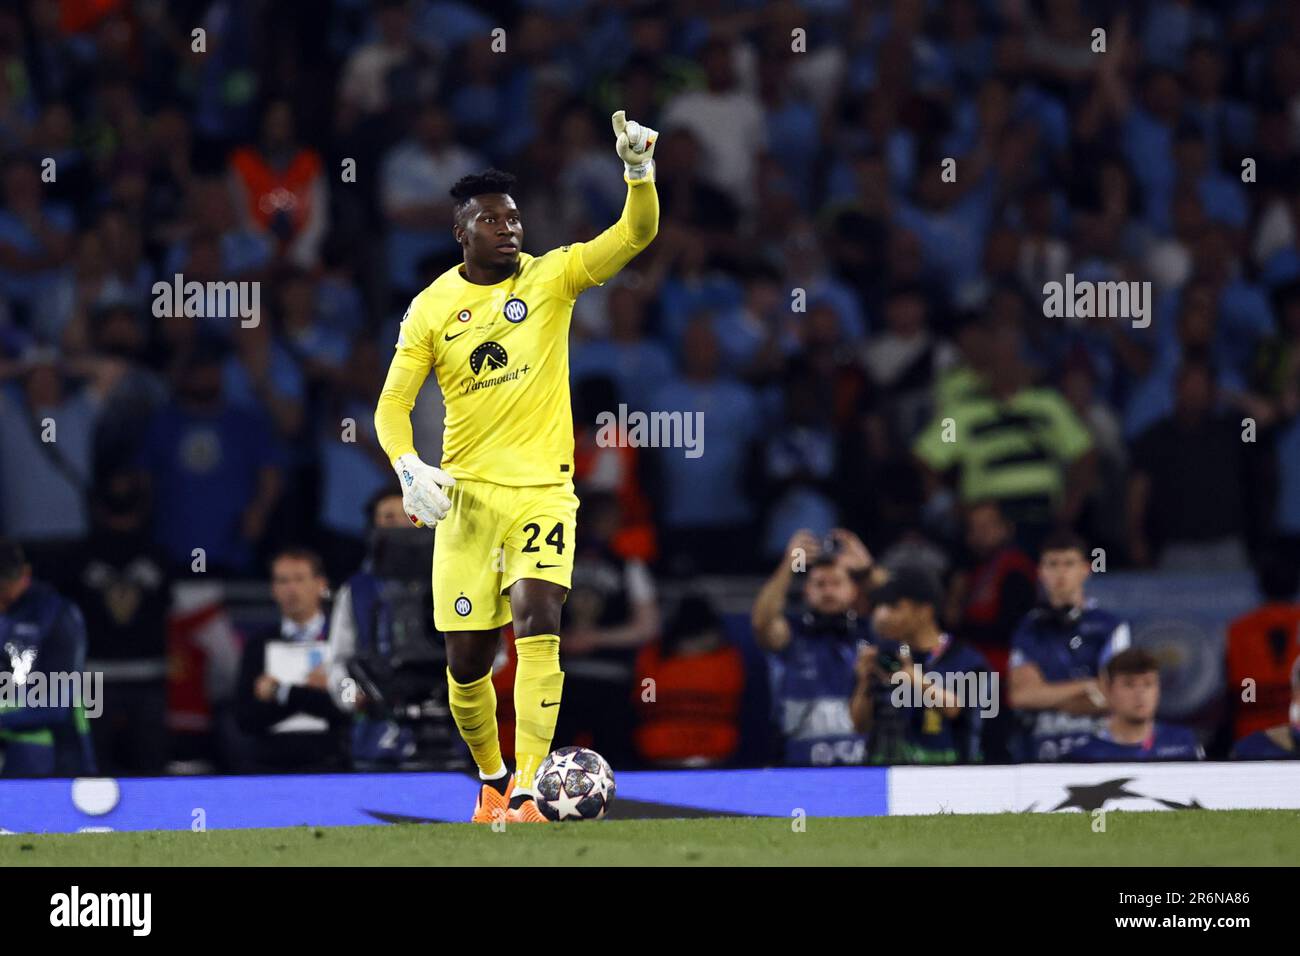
[513,605,562,639]
[447,659,493,686]
[444,636,498,685]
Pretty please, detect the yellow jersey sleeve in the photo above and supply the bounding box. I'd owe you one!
[548,177,658,300]
[374,297,437,465]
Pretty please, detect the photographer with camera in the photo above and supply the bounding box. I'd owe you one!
[850,567,991,765]
[327,490,464,769]
[751,528,876,766]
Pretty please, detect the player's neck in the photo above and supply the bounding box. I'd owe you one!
[1050,593,1083,612]
[461,258,518,286]
[1107,714,1153,745]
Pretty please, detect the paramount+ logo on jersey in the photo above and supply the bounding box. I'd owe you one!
[461,341,531,395]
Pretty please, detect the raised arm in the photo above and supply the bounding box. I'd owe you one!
[575,174,660,288]
[560,112,661,297]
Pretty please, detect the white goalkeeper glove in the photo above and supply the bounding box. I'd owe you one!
[393,453,455,528]
[612,110,657,182]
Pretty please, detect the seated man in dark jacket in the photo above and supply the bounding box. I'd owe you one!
[235,548,345,771]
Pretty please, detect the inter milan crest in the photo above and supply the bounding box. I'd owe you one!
[503,297,528,323]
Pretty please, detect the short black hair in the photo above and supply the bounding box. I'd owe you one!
[1104,647,1160,681]
[871,566,943,612]
[1039,529,1088,560]
[450,168,517,222]
[271,547,327,580]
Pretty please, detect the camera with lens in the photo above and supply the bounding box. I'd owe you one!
[344,527,467,770]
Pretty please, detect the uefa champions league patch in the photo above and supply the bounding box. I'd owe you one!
[454,595,472,616]
[503,297,528,323]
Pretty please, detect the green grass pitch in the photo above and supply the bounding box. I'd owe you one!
[4,809,1297,866]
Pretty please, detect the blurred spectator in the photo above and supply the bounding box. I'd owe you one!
[163,177,274,285]
[948,501,1038,669]
[853,566,991,765]
[1009,531,1131,762]
[1231,657,1300,759]
[0,537,96,777]
[555,492,660,767]
[571,374,658,562]
[59,472,171,776]
[137,344,283,574]
[752,528,874,766]
[647,320,760,575]
[861,282,955,442]
[1127,358,1253,570]
[380,104,482,294]
[0,155,74,335]
[633,592,744,768]
[223,309,306,442]
[78,304,168,476]
[317,335,394,579]
[1068,649,1204,762]
[570,284,673,411]
[337,0,438,135]
[759,358,840,562]
[229,99,328,268]
[652,127,742,246]
[0,349,118,544]
[1060,354,1127,555]
[914,318,1096,551]
[661,37,765,214]
[233,548,344,771]
[946,499,1036,763]
[1224,550,1300,742]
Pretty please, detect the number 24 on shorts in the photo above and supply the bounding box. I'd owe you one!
[522,521,565,567]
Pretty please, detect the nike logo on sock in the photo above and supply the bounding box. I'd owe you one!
[540,699,560,708]
[535,562,560,569]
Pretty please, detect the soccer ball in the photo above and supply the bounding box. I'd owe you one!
[533,746,616,821]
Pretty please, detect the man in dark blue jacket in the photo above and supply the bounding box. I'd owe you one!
[1069,648,1203,762]
[1009,531,1131,761]
[0,538,97,777]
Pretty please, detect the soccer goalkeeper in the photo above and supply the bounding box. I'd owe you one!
[374,111,659,823]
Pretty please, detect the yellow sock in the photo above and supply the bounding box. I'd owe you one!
[446,668,504,779]
[513,634,564,793]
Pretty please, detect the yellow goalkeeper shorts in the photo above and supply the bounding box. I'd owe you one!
[431,478,578,632]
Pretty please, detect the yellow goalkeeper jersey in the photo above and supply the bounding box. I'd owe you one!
[374,177,658,487]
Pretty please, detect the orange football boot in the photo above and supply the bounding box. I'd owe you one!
[504,796,549,823]
[471,776,514,824]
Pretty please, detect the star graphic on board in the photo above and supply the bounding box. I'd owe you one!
[1047,777,1148,812]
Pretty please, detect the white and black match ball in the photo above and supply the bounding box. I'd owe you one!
[533,746,616,821]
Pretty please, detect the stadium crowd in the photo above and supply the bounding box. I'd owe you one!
[2,0,1300,775]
